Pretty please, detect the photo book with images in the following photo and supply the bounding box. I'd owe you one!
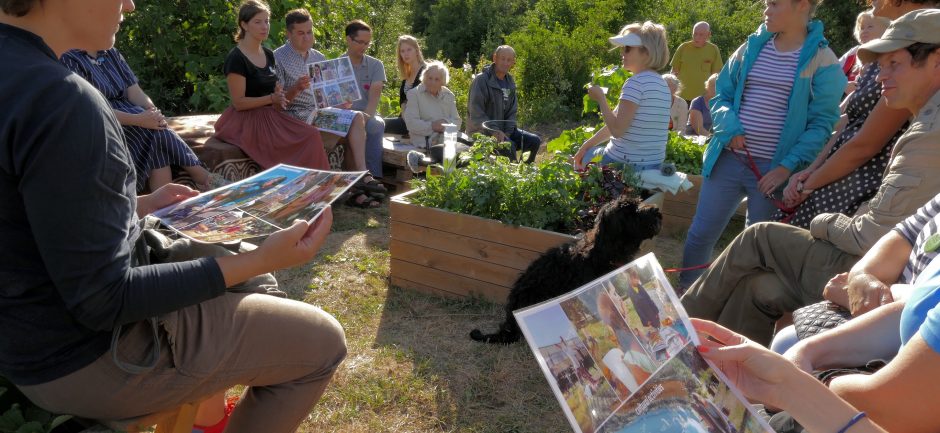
[306,57,362,136]
[153,164,364,243]
[515,253,774,433]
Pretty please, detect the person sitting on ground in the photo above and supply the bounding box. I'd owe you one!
[773,9,907,229]
[573,22,671,172]
[662,73,689,132]
[384,35,426,136]
[272,8,385,209]
[467,45,542,163]
[839,10,891,88]
[341,19,386,179]
[402,61,464,163]
[60,48,215,193]
[214,0,329,171]
[680,7,940,347]
[0,1,346,432]
[677,0,846,289]
[684,73,718,136]
[670,21,723,104]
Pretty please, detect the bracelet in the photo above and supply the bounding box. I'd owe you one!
[836,412,867,433]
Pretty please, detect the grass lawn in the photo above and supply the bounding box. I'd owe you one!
[278,197,743,432]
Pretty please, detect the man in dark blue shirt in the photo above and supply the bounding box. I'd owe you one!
[0,1,345,431]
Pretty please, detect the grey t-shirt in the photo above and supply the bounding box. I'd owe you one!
[341,53,386,112]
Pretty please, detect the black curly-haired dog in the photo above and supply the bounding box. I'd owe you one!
[470,194,662,344]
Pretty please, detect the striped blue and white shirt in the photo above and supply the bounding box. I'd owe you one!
[737,39,801,160]
[896,194,940,283]
[606,71,671,165]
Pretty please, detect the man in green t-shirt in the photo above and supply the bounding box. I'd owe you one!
[670,22,723,102]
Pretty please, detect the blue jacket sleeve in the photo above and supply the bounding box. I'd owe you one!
[709,45,746,148]
[779,54,846,171]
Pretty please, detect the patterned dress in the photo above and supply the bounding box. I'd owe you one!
[61,48,203,192]
[775,63,909,227]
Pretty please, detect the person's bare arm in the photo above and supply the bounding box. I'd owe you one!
[364,81,384,118]
[802,99,910,191]
[845,231,912,315]
[830,333,940,433]
[688,109,705,136]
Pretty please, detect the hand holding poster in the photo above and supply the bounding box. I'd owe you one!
[515,253,773,433]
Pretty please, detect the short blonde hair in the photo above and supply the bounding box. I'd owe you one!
[853,9,890,44]
[705,73,719,92]
[421,60,449,84]
[616,21,670,71]
[395,35,426,80]
[661,73,682,95]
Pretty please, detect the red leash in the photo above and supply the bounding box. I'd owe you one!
[663,263,711,273]
[729,144,797,223]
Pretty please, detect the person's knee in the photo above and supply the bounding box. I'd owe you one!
[365,116,384,135]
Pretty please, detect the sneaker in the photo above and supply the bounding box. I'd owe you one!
[406,150,432,174]
[192,395,239,433]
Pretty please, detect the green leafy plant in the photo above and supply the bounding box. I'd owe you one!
[665,131,705,175]
[582,66,632,116]
[546,125,598,157]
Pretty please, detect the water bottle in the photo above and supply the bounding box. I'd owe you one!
[443,123,458,158]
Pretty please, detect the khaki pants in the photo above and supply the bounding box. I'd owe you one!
[18,226,347,433]
[680,222,860,345]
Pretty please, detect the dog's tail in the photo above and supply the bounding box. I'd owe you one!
[469,327,521,344]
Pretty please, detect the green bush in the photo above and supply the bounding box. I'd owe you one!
[665,131,704,175]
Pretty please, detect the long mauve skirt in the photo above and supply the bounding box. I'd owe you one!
[213,105,328,170]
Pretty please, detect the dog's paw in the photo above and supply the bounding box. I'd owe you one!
[469,329,485,341]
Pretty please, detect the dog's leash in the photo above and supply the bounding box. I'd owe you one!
[729,144,797,223]
[662,263,711,273]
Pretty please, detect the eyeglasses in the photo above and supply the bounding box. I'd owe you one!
[351,38,372,47]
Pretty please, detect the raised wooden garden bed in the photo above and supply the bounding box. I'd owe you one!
[389,190,663,303]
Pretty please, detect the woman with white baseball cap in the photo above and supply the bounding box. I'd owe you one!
[574,21,672,173]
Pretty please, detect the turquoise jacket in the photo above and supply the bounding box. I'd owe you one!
[703,20,846,178]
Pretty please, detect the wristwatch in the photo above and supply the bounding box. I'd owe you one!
[797,181,814,195]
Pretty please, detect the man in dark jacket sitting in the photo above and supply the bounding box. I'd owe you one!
[467,45,541,163]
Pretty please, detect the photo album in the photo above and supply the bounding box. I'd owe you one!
[515,253,774,433]
[306,57,362,136]
[153,164,364,243]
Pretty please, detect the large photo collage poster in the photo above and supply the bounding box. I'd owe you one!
[153,164,363,243]
[515,254,774,433]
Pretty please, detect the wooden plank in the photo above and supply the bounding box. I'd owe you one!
[382,136,419,166]
[390,220,541,270]
[391,239,522,287]
[390,190,575,253]
[390,259,509,303]
[390,276,464,300]
[661,200,698,220]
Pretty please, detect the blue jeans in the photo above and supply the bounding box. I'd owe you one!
[580,146,663,171]
[506,128,541,163]
[364,115,385,177]
[679,150,779,288]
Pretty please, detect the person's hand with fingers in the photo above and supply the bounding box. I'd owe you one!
[727,135,746,150]
[272,83,288,110]
[758,166,791,196]
[494,130,508,143]
[136,109,167,130]
[782,340,817,375]
[294,74,311,93]
[692,318,797,411]
[587,85,607,104]
[784,168,813,203]
[573,145,589,171]
[138,183,199,216]
[432,119,445,133]
[846,273,893,316]
[257,206,333,270]
[823,272,851,309]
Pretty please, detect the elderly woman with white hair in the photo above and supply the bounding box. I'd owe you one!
[402,60,464,162]
[662,73,689,132]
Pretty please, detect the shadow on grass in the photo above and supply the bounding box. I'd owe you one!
[371,287,571,433]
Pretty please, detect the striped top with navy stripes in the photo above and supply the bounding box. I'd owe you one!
[605,70,671,165]
[737,39,801,160]
[896,194,940,283]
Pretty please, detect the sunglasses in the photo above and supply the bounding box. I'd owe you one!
[351,38,372,47]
